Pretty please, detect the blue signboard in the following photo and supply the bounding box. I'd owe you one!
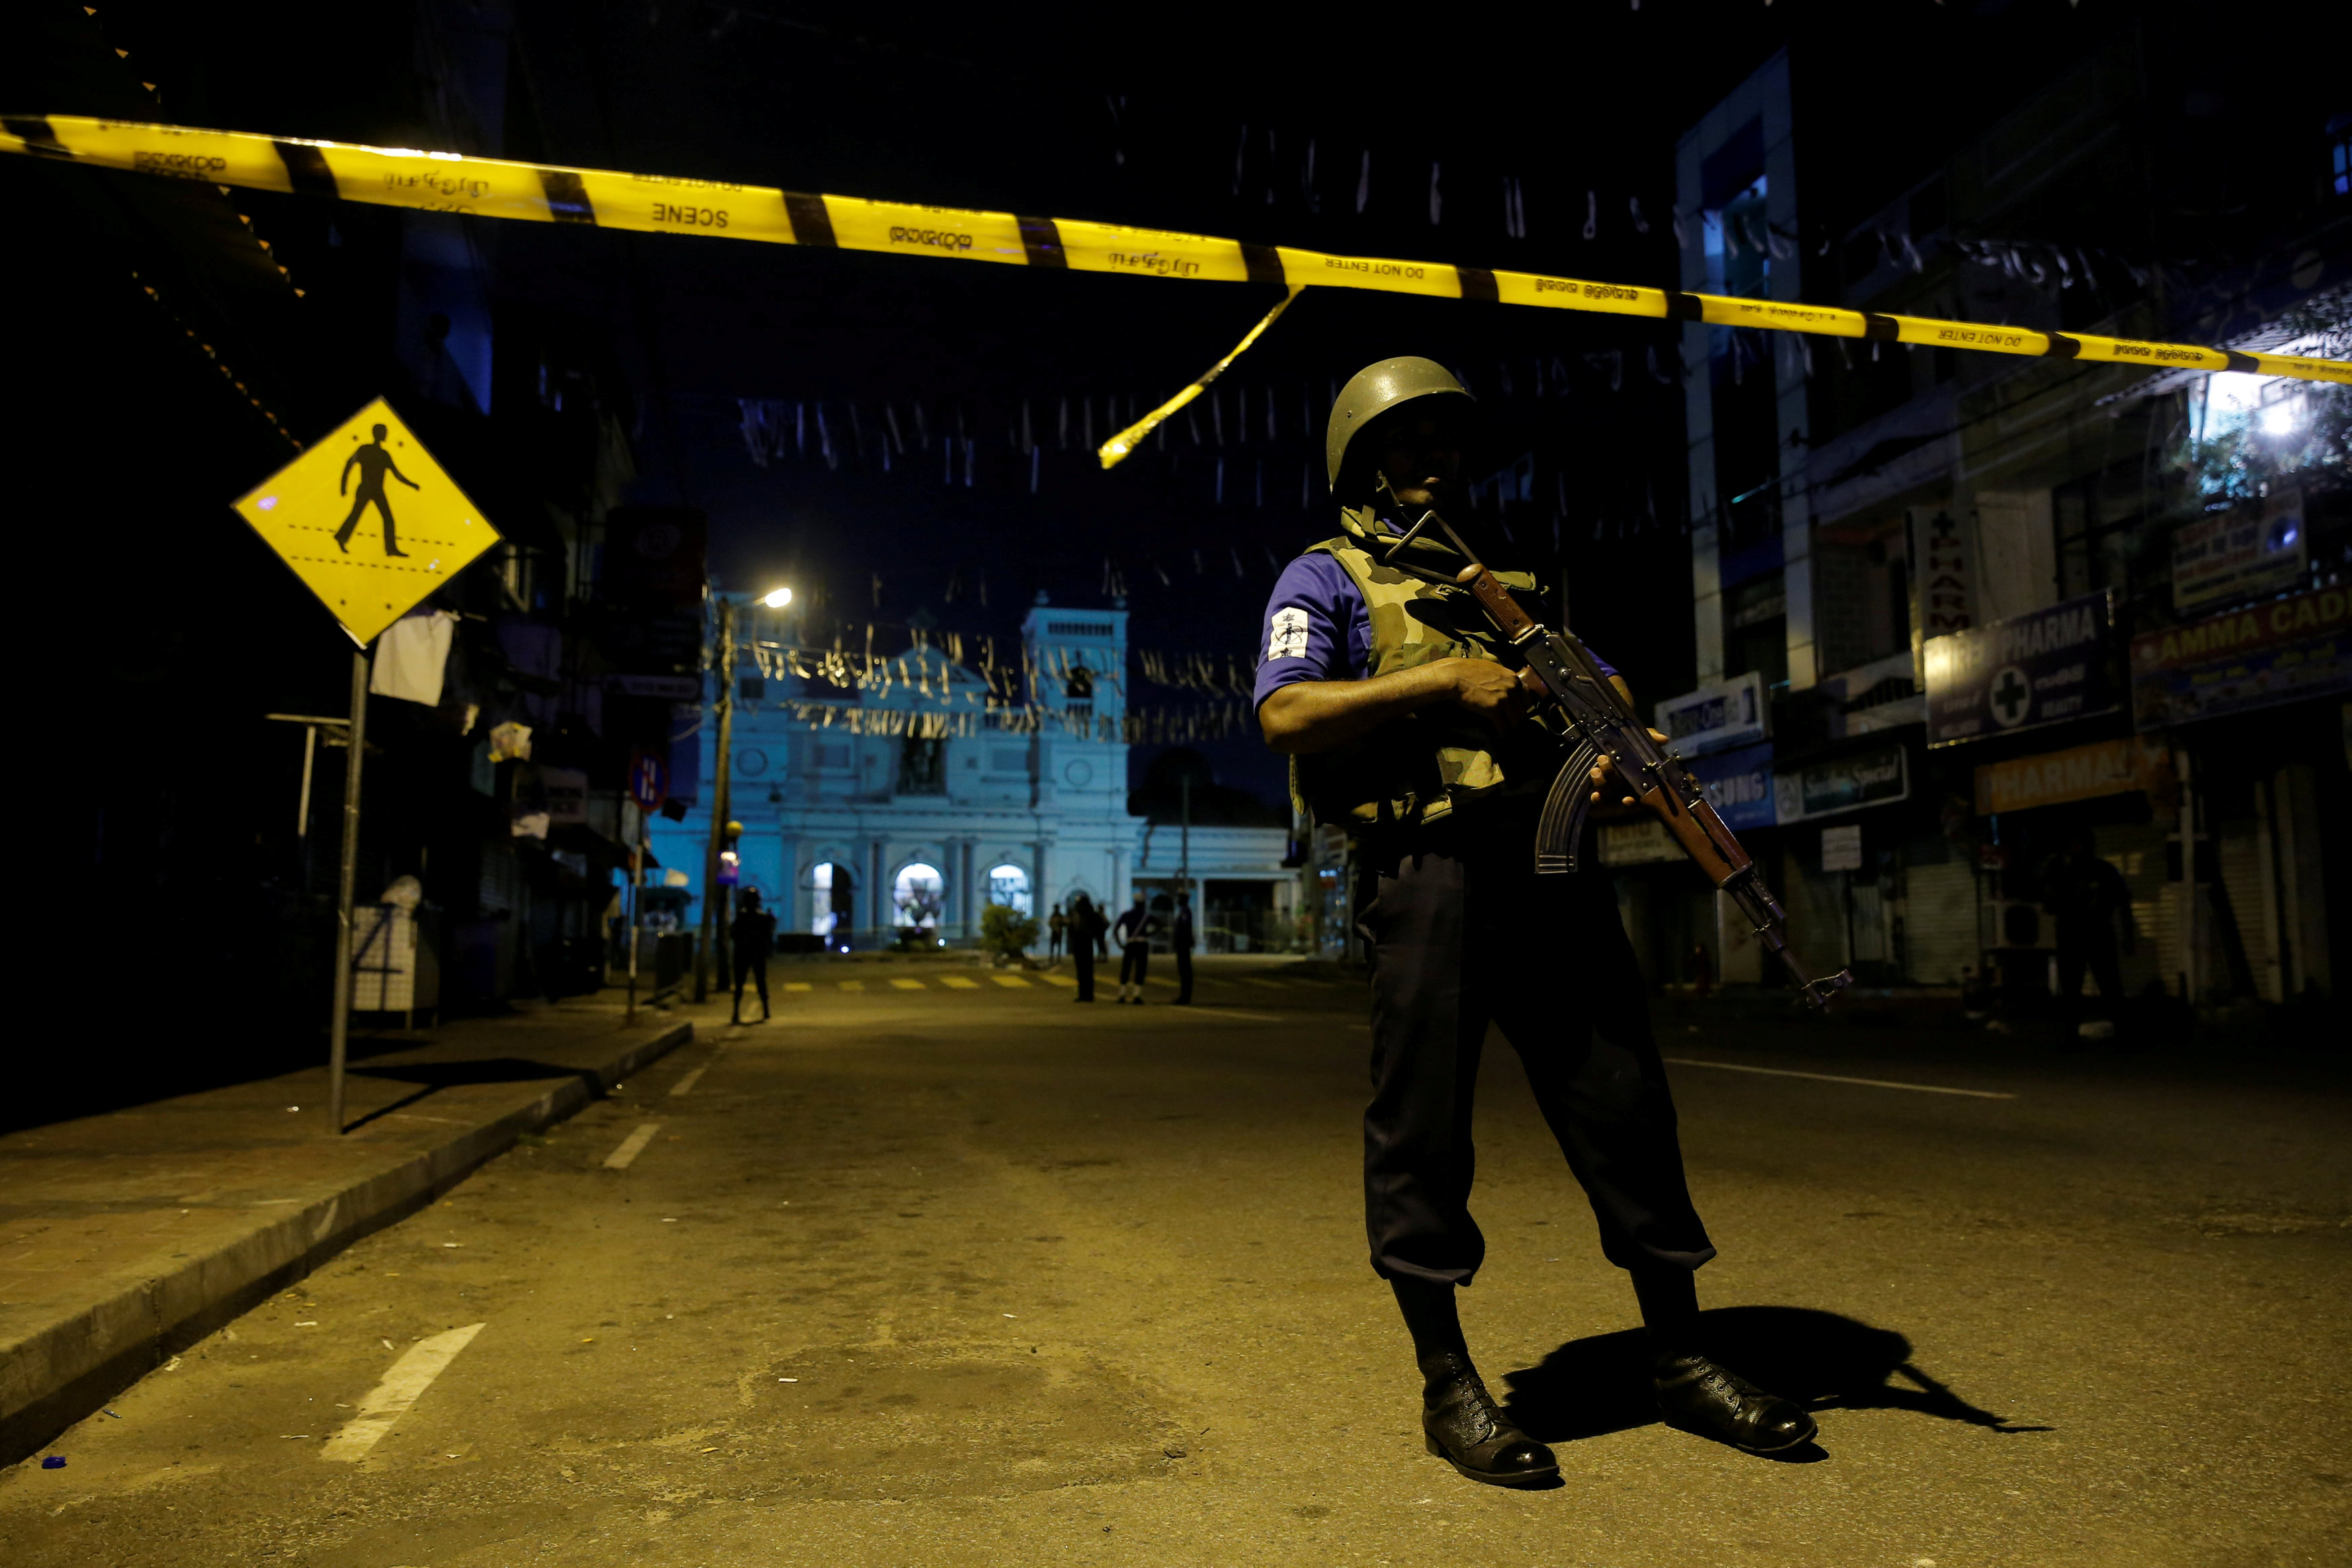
[1689,740,1776,830]
[1923,591,2118,747]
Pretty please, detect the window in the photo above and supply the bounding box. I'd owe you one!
[893,863,944,929]
[1723,573,1789,687]
[986,864,1032,915]
[1702,175,1770,300]
[809,862,853,941]
[896,735,946,795]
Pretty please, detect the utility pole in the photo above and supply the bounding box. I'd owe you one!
[1179,773,1191,910]
[695,596,737,1002]
[327,649,371,1133]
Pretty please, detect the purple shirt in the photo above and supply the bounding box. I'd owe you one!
[1253,552,1613,708]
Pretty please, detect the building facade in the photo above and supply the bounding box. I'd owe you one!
[651,596,1294,950]
[1643,39,2347,1008]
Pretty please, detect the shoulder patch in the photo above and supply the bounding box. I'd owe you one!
[1267,606,1311,660]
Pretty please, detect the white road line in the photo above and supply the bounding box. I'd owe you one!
[603,1122,666,1168]
[1663,1057,2017,1100]
[668,1067,708,1097]
[1169,1006,1285,1024]
[321,1323,485,1462]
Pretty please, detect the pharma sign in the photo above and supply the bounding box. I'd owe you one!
[1923,591,2118,747]
[1775,745,1908,824]
[2171,490,2306,615]
[1973,736,2175,816]
[2130,584,2351,730]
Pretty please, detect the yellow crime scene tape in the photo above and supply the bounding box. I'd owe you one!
[9,112,2344,466]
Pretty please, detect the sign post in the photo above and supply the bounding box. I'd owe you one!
[626,752,669,1025]
[327,650,370,1133]
[233,399,501,1133]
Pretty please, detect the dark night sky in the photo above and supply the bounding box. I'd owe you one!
[458,0,2123,808]
[13,0,2198,808]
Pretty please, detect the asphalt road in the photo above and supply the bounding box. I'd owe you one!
[6,968,2347,1566]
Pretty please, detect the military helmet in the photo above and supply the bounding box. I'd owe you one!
[1325,356,1476,496]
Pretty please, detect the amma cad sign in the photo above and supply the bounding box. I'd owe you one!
[233,399,500,645]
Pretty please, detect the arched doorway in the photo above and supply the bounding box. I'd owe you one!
[892,863,945,937]
[810,863,855,951]
[986,863,1032,916]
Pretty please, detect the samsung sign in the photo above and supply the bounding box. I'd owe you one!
[1689,740,1776,830]
[1654,670,1768,755]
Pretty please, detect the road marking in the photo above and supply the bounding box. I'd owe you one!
[603,1122,666,1168]
[991,975,1033,988]
[1038,973,1077,988]
[784,982,813,992]
[1237,977,1290,990]
[888,978,927,990]
[1663,1057,2017,1100]
[940,976,980,989]
[668,1067,708,1097]
[839,979,866,992]
[321,1323,486,1462]
[1172,1006,1284,1023]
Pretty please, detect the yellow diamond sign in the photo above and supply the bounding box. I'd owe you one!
[233,398,501,646]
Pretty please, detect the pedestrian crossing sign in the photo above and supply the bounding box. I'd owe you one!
[232,398,501,646]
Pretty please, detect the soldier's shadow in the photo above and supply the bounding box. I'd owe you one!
[1501,1305,2050,1456]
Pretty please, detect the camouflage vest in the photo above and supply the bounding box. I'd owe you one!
[1290,506,1550,830]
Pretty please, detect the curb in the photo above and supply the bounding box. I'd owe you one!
[0,1021,691,1467]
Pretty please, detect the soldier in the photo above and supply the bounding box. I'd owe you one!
[1255,358,1814,1487]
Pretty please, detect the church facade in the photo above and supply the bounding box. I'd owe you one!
[648,596,1294,949]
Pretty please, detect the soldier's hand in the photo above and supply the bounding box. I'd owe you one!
[1590,728,1671,804]
[1441,658,1533,731]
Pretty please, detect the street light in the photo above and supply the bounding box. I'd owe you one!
[762,586,793,609]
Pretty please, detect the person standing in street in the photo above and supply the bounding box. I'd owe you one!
[1048,902,1068,959]
[1255,357,1814,1489]
[2042,829,2136,1041]
[730,888,777,1025]
[1172,893,1196,1004]
[1114,893,1159,1004]
[1069,894,1101,1002]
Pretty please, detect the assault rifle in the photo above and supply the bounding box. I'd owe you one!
[1378,494,1853,1010]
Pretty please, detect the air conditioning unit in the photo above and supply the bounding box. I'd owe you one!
[1982,899,2048,950]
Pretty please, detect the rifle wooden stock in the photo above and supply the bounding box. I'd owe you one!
[1431,539,1852,1010]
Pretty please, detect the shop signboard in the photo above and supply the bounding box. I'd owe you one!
[1598,818,1683,867]
[1820,824,1863,873]
[541,767,589,825]
[2171,490,2306,615]
[2130,583,2351,730]
[1774,745,1908,824]
[1689,740,1776,830]
[1973,736,2175,816]
[1654,670,1768,754]
[1923,591,2117,746]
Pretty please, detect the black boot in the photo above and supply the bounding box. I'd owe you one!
[1633,1270,1816,1454]
[1420,1352,1559,1486]
[1392,1278,1557,1487]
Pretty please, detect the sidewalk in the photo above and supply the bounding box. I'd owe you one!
[0,999,696,1465]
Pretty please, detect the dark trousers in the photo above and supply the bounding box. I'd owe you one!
[1120,943,1150,987]
[2056,929,2124,1022]
[1074,944,1096,1000]
[732,954,768,1018]
[1356,814,1715,1286]
[1175,945,1193,1003]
